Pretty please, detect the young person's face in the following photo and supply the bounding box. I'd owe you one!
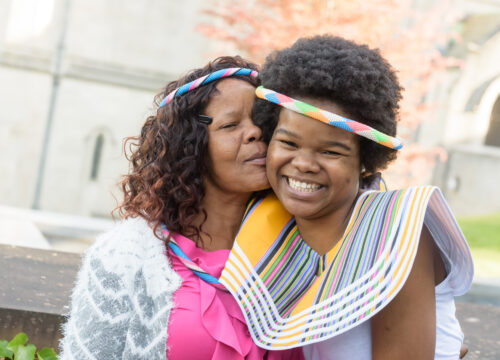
[266,98,362,221]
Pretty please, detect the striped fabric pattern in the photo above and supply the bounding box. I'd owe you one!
[220,186,473,349]
[257,219,327,317]
[314,190,402,303]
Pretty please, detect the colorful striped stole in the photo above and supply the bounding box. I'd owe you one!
[220,186,473,349]
[160,197,262,291]
[161,226,227,291]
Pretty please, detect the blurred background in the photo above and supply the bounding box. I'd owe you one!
[1,0,500,356]
[0,0,499,272]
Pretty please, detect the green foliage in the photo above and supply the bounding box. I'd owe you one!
[0,333,58,360]
[0,340,14,359]
[14,345,36,360]
[458,213,500,252]
[458,213,500,278]
[36,348,58,360]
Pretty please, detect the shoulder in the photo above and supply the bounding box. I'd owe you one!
[87,217,163,269]
[83,216,181,295]
[59,217,182,358]
[91,216,163,257]
[359,185,437,201]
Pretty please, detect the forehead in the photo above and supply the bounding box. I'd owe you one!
[213,78,255,98]
[205,78,256,117]
[276,97,358,145]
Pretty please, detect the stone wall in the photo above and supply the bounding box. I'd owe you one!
[0,0,212,216]
[0,245,81,350]
[435,144,500,216]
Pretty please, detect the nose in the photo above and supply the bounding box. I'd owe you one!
[243,118,263,143]
[291,152,320,173]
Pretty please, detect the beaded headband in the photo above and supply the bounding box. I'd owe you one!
[256,86,403,150]
[159,67,259,108]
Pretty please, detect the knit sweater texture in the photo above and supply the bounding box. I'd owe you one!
[59,217,182,359]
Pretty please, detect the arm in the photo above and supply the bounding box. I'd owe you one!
[371,225,437,360]
[59,242,133,360]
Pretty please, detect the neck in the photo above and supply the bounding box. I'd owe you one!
[295,193,360,256]
[191,185,251,252]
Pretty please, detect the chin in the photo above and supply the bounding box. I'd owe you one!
[254,184,271,192]
[250,175,271,192]
[280,199,317,219]
[289,210,317,219]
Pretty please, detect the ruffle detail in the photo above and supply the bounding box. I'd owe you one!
[168,233,302,360]
[199,277,266,359]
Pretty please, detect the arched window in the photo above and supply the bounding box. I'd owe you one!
[90,133,105,180]
[485,96,500,147]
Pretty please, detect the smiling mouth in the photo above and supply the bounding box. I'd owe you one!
[286,176,323,193]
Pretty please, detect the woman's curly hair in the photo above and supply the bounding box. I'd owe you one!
[116,56,259,242]
[254,35,403,175]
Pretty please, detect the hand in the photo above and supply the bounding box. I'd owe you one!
[460,344,468,359]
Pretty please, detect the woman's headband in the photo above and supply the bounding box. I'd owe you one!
[159,68,258,108]
[255,86,403,150]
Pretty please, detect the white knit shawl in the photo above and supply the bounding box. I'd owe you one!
[59,217,182,360]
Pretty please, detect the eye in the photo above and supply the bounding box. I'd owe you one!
[279,139,298,148]
[220,122,237,130]
[322,150,341,156]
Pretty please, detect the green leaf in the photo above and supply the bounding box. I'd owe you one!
[8,333,28,347]
[0,339,14,359]
[37,347,58,360]
[7,332,29,354]
[14,344,36,360]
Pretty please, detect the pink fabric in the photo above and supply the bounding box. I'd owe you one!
[167,233,303,360]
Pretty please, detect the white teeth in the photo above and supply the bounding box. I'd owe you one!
[287,177,321,192]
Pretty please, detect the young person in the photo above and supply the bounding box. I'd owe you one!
[221,36,473,360]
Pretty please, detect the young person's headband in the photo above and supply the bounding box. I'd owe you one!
[256,86,404,150]
[159,68,258,108]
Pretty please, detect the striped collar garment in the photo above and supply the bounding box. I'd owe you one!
[220,186,473,349]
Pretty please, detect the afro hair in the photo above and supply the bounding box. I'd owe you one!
[254,35,403,174]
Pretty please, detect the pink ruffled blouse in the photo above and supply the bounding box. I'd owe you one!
[167,233,304,360]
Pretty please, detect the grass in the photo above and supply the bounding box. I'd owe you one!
[458,213,500,251]
[458,213,500,278]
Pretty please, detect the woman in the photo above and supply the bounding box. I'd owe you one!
[220,36,473,359]
[59,56,303,359]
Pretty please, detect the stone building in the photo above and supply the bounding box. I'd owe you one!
[1,0,499,219]
[0,0,210,218]
[418,0,500,215]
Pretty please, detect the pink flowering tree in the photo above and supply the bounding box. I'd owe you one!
[198,0,461,187]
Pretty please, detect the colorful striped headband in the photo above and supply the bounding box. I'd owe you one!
[256,86,403,150]
[159,68,259,108]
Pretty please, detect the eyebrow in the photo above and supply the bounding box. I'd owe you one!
[210,110,241,121]
[223,110,241,117]
[275,128,299,138]
[275,128,352,151]
[319,140,352,151]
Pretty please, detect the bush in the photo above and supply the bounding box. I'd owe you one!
[0,333,57,360]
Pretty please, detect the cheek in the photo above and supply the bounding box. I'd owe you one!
[341,165,361,189]
[266,143,282,180]
[265,158,276,185]
[208,134,238,161]
[327,161,360,186]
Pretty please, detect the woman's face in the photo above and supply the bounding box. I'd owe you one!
[266,97,362,221]
[204,78,269,194]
